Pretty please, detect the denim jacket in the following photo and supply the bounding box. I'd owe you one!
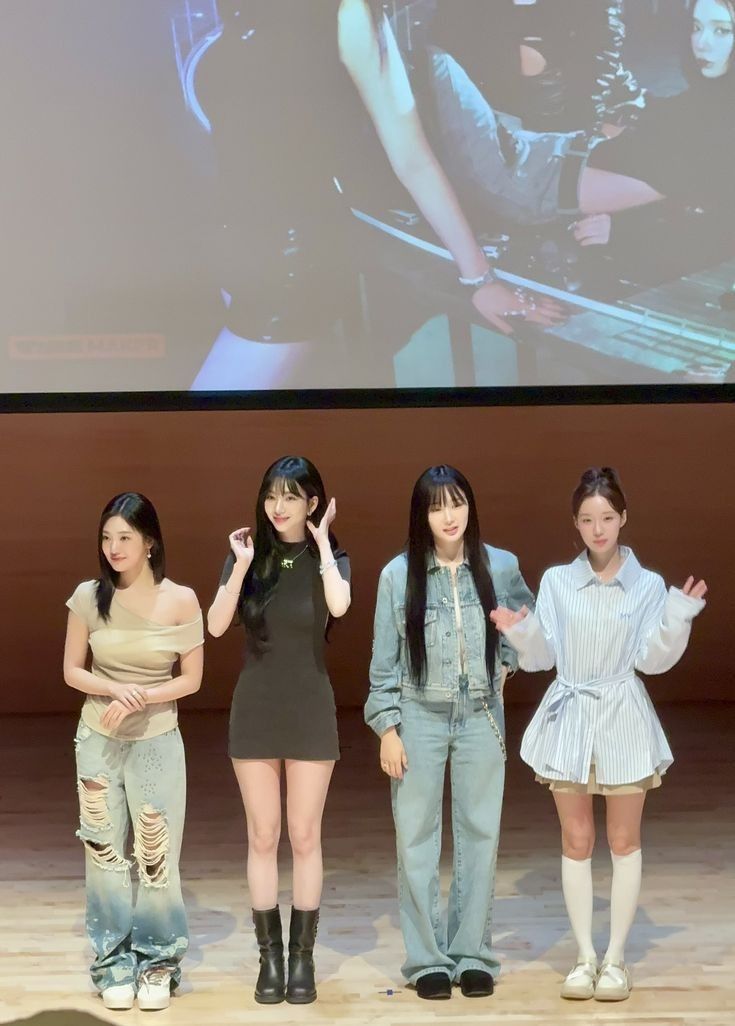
[365,544,535,737]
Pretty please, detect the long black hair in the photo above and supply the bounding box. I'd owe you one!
[405,465,498,687]
[95,493,165,621]
[239,456,336,652]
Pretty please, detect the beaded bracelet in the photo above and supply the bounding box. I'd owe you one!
[319,559,338,576]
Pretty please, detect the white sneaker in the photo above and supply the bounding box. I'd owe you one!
[101,983,135,1010]
[137,968,173,1010]
[560,961,598,1000]
[594,961,632,1001]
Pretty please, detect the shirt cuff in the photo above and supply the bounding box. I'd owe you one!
[666,586,706,622]
[367,710,402,739]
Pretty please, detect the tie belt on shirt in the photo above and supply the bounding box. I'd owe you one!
[546,670,635,722]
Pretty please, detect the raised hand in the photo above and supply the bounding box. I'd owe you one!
[472,281,567,337]
[229,527,254,569]
[306,497,336,546]
[681,576,707,600]
[489,605,530,634]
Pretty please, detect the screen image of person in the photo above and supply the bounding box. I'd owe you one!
[2,0,733,393]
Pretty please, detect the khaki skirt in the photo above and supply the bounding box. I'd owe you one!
[536,762,662,795]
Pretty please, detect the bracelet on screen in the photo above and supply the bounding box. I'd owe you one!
[319,559,338,576]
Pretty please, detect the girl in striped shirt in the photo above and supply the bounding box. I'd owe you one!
[491,467,706,1003]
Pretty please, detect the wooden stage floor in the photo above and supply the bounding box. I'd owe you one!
[1,704,733,1026]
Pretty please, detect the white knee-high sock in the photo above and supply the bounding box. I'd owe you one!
[604,848,642,965]
[561,855,596,963]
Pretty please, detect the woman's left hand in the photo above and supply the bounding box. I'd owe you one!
[101,700,134,730]
[681,576,707,600]
[307,497,336,546]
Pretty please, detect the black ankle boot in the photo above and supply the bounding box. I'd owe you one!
[252,906,285,1004]
[286,907,319,1004]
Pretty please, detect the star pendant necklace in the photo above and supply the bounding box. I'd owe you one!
[280,545,310,570]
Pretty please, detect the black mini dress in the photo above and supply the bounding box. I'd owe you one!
[222,543,349,761]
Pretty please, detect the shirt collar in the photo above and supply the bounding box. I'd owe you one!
[426,550,470,574]
[571,546,641,591]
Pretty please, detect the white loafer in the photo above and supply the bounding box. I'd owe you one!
[560,961,598,1000]
[101,983,135,1010]
[594,961,632,1001]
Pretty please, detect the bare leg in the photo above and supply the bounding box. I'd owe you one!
[232,758,282,910]
[578,165,664,215]
[285,760,335,910]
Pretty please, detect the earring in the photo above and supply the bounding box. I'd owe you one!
[147,550,152,559]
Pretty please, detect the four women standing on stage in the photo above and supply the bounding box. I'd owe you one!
[63,465,706,1008]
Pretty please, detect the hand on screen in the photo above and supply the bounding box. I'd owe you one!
[490,605,529,633]
[471,282,567,336]
[229,528,254,569]
[681,576,707,600]
[572,213,612,247]
[307,497,336,545]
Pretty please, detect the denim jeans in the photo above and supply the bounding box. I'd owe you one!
[431,48,585,224]
[74,720,189,991]
[391,681,506,985]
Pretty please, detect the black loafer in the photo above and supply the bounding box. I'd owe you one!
[416,972,452,1000]
[459,969,494,997]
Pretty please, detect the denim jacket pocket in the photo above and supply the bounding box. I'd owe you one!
[424,608,438,647]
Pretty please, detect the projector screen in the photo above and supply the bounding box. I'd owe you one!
[2,0,734,393]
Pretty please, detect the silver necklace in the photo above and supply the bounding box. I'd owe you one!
[280,545,309,570]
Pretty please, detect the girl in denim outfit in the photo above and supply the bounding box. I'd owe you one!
[63,493,204,1012]
[366,465,534,1000]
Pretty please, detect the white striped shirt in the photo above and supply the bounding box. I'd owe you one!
[505,548,705,785]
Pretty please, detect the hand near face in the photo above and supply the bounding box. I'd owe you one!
[306,497,336,546]
[229,528,254,569]
[489,605,530,634]
[681,576,707,600]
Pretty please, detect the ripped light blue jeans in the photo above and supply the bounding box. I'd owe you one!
[74,720,188,991]
[391,680,506,985]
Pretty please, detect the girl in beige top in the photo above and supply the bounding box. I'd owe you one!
[63,492,203,1013]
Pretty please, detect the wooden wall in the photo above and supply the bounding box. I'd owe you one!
[1,402,730,714]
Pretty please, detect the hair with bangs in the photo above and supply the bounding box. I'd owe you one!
[238,456,338,653]
[405,465,498,687]
[95,492,165,621]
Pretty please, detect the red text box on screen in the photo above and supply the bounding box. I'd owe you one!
[8,334,166,360]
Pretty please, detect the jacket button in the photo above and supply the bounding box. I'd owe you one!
[445,631,451,637]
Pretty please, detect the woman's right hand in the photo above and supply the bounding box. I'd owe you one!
[106,681,147,711]
[380,728,408,780]
[490,605,530,634]
[229,527,254,569]
[471,281,567,336]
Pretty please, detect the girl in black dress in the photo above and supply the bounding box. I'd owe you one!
[207,456,350,1005]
